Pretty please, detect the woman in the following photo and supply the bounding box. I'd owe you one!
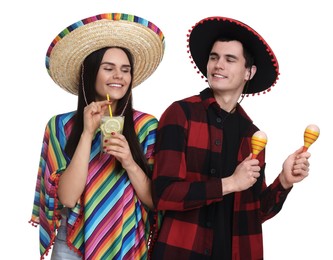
[29,13,165,260]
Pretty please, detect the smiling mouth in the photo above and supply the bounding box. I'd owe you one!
[108,83,122,88]
[213,74,226,79]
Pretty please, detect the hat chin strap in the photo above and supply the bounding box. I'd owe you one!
[225,79,249,119]
[240,66,253,98]
[224,73,251,114]
[207,68,251,117]
[120,92,131,116]
[81,64,89,106]
[240,79,250,99]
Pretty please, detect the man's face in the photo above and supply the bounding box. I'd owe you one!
[207,40,251,96]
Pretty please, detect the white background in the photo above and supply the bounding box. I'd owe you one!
[1,0,331,259]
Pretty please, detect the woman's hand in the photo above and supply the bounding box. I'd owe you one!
[83,100,111,136]
[103,132,153,208]
[102,132,136,170]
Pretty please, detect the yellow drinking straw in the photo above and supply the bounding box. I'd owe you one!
[106,94,112,117]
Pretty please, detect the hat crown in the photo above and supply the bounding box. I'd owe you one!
[47,13,165,95]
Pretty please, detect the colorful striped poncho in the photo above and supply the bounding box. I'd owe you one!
[29,110,159,259]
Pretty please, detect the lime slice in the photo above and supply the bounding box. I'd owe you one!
[104,118,121,134]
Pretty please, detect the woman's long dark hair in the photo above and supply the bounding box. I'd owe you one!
[65,46,151,176]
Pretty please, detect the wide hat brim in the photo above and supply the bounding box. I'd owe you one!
[46,13,165,95]
[188,17,279,95]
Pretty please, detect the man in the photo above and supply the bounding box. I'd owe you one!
[151,16,310,260]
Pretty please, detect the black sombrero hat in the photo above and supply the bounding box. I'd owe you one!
[187,16,279,95]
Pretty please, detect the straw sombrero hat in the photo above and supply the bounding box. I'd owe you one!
[46,13,165,95]
[187,16,279,95]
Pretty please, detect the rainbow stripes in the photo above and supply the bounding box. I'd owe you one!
[46,13,165,72]
[30,110,158,259]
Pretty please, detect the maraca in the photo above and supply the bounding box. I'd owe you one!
[251,131,267,159]
[303,124,320,152]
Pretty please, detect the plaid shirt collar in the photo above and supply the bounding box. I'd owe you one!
[199,87,253,123]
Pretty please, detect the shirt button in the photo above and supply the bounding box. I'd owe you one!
[215,139,221,145]
[204,248,210,255]
[216,117,222,123]
[210,168,216,175]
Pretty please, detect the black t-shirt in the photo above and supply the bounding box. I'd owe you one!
[211,108,240,260]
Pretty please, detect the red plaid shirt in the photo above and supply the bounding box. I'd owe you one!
[151,88,291,260]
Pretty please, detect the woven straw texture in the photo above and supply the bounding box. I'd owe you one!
[47,14,165,95]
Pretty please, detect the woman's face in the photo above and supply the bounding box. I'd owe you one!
[95,47,132,102]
